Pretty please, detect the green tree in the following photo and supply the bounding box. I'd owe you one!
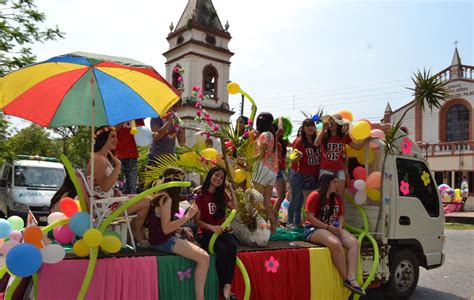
[0,0,65,76]
[6,124,61,157]
[0,113,12,164]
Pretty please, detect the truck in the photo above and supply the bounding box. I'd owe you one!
[344,133,445,299]
[0,155,66,223]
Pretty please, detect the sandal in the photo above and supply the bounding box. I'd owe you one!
[343,279,366,296]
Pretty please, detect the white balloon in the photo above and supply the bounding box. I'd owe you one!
[41,244,66,264]
[47,212,68,224]
[354,190,367,205]
[353,179,366,191]
[134,126,153,147]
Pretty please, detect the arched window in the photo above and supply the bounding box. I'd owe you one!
[202,64,218,100]
[446,104,469,142]
[171,64,182,91]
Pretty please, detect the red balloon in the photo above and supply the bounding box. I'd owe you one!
[60,197,78,217]
[353,166,367,180]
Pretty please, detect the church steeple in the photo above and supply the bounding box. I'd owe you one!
[451,46,462,66]
[163,0,234,146]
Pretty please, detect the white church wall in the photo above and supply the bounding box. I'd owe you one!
[391,106,416,141]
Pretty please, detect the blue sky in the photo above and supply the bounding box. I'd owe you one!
[5,0,473,131]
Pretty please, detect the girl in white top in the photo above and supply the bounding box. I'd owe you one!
[87,126,151,247]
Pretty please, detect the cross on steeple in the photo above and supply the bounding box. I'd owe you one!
[454,40,460,47]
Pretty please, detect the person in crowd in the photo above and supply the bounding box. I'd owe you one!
[272,122,289,223]
[314,114,364,197]
[252,112,279,231]
[49,173,77,213]
[148,100,186,166]
[116,119,144,194]
[148,167,209,300]
[87,126,151,248]
[461,176,469,211]
[287,118,321,229]
[236,116,249,137]
[194,166,238,300]
[305,173,365,296]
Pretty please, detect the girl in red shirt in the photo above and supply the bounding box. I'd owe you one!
[314,114,364,197]
[304,173,365,296]
[194,167,238,300]
[148,168,210,300]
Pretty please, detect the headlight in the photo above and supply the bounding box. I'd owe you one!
[12,202,29,212]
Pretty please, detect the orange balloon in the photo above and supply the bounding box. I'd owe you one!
[366,171,382,188]
[338,110,353,123]
[23,225,43,246]
[60,197,79,217]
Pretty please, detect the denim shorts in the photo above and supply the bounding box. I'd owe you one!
[151,236,177,253]
[304,224,317,241]
[319,169,345,180]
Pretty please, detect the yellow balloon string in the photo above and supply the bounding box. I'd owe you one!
[4,276,21,300]
[130,120,138,135]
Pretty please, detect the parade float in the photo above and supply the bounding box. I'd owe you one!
[0,55,446,299]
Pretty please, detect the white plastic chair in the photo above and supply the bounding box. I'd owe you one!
[75,169,137,251]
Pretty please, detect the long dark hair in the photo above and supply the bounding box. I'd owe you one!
[272,123,288,158]
[50,173,77,211]
[94,126,116,166]
[201,166,227,219]
[152,167,184,215]
[317,173,337,222]
[256,112,274,134]
[301,118,317,148]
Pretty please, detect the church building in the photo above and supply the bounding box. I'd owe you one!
[163,0,234,146]
[384,47,474,190]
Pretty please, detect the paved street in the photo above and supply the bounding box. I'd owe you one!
[365,229,474,299]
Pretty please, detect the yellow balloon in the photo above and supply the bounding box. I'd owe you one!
[346,145,358,158]
[352,121,371,140]
[100,236,122,254]
[83,229,103,248]
[367,188,381,201]
[454,189,462,201]
[73,239,90,257]
[227,82,241,94]
[234,169,247,184]
[179,152,199,168]
[75,200,82,212]
[201,148,219,160]
[356,147,374,165]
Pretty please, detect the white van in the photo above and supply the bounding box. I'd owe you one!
[0,156,65,223]
[345,131,445,298]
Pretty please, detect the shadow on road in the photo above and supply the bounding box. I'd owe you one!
[359,286,469,300]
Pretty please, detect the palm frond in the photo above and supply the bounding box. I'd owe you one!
[407,68,450,113]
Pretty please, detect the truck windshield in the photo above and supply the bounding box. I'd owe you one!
[14,166,65,188]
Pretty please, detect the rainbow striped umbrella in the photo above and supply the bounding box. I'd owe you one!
[1,52,180,126]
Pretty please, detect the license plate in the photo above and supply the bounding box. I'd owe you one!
[39,216,48,222]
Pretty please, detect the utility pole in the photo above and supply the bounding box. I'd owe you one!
[240,94,244,116]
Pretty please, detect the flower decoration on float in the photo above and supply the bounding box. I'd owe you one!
[265,256,280,273]
[421,171,431,186]
[400,180,410,196]
[401,137,412,155]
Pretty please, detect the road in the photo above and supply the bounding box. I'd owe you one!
[365,229,474,299]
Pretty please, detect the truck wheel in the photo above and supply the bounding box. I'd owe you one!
[387,248,419,299]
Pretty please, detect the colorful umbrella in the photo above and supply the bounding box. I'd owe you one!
[1,51,180,126]
[1,52,181,220]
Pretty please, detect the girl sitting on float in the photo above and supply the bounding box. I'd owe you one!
[194,166,238,300]
[148,167,209,300]
[305,173,365,295]
[314,114,365,197]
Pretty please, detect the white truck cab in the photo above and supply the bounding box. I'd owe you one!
[0,156,65,223]
[345,131,445,299]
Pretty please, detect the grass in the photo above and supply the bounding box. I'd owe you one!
[445,223,474,230]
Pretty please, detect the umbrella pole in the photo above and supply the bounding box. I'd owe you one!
[89,68,95,228]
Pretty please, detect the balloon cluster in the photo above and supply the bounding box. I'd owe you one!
[438,184,463,203]
[0,215,67,278]
[346,129,385,165]
[349,167,382,205]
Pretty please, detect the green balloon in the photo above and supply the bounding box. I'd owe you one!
[7,216,24,231]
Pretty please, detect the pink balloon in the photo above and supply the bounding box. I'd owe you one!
[353,166,367,180]
[370,129,386,140]
[366,172,382,189]
[1,240,19,256]
[9,230,22,242]
[53,224,75,245]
